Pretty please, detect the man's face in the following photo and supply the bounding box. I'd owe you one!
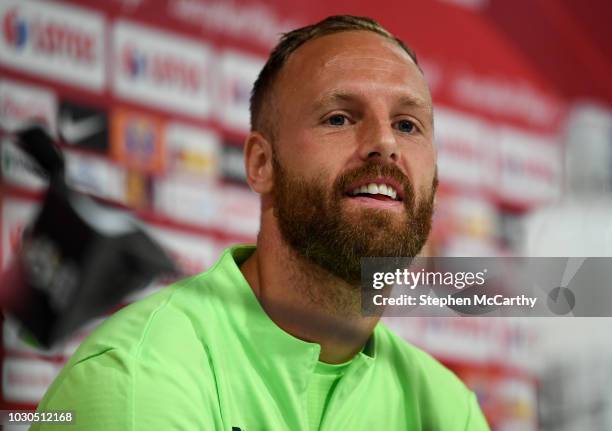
[270,30,437,285]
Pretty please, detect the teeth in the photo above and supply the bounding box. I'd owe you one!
[350,183,399,200]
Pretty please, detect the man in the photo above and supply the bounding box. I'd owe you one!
[34,15,489,430]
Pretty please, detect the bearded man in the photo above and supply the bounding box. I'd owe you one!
[33,15,490,431]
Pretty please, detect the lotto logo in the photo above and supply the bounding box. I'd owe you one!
[216,51,264,132]
[122,45,147,78]
[112,20,213,117]
[1,6,95,64]
[2,8,28,50]
[120,44,201,92]
[0,0,105,90]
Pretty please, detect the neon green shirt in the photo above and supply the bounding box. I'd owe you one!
[33,246,490,430]
[307,359,352,430]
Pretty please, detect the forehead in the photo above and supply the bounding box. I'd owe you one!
[275,30,431,108]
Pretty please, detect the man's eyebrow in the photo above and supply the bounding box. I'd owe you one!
[312,91,431,113]
[396,95,431,112]
[311,91,358,111]
[397,95,434,126]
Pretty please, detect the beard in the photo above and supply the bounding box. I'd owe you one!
[272,154,437,286]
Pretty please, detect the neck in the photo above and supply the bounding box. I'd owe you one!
[240,215,379,364]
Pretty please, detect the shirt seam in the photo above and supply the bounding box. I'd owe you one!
[129,275,202,430]
[70,346,115,367]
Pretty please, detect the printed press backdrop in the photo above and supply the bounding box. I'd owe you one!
[1,1,612,430]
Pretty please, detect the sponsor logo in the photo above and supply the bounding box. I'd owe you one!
[111,108,165,174]
[217,185,259,237]
[497,128,561,204]
[227,78,251,107]
[64,151,126,203]
[153,181,258,237]
[0,79,57,133]
[1,139,48,191]
[1,6,94,62]
[121,44,201,93]
[168,0,301,49]
[217,50,264,131]
[165,123,220,182]
[435,107,494,190]
[144,224,216,276]
[153,179,219,227]
[221,140,247,184]
[2,7,28,50]
[122,44,147,78]
[126,122,156,163]
[113,21,213,116]
[2,357,59,403]
[59,101,108,151]
[1,198,39,269]
[0,0,105,90]
[452,74,563,129]
[125,170,153,209]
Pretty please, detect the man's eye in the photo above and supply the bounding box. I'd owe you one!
[396,120,416,133]
[327,114,347,126]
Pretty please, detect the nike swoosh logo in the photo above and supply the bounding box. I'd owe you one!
[59,114,105,144]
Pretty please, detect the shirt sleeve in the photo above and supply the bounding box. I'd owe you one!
[31,349,132,430]
[31,346,221,431]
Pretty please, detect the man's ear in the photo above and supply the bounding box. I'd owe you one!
[244,131,274,194]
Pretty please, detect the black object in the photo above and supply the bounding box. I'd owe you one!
[3,125,176,348]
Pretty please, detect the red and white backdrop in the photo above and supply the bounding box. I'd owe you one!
[1,0,611,429]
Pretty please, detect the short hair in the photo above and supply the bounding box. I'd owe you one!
[249,15,420,137]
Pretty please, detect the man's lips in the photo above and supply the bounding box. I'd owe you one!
[346,195,404,209]
[344,177,404,202]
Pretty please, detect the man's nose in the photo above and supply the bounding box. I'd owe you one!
[357,117,399,162]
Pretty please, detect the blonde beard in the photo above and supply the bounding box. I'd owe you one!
[272,153,436,288]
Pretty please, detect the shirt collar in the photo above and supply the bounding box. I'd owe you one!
[213,245,376,389]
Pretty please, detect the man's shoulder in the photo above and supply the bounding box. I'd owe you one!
[66,245,252,365]
[35,272,225,430]
[70,269,220,365]
[374,323,489,429]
